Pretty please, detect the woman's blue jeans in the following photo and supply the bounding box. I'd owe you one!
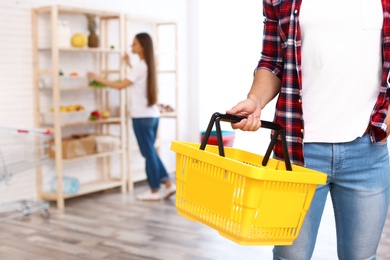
[132,117,170,190]
[273,134,390,260]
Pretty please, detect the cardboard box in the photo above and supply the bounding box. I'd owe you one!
[49,135,97,159]
[49,134,121,159]
[95,135,120,153]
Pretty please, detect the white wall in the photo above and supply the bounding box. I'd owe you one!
[195,1,275,155]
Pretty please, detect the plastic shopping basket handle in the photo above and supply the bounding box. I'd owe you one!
[200,112,292,171]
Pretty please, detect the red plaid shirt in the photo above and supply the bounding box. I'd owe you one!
[258,0,390,166]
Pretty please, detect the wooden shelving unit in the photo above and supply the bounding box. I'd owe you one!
[32,5,127,209]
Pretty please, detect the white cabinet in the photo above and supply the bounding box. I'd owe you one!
[32,5,127,209]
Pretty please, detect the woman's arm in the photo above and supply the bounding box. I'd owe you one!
[87,72,132,90]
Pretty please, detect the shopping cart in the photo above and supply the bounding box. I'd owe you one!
[0,125,52,221]
[170,112,327,246]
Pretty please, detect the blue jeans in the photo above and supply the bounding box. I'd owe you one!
[132,118,170,190]
[273,134,390,260]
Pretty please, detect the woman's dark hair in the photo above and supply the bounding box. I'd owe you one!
[136,32,157,106]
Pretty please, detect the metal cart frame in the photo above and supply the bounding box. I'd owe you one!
[0,125,52,221]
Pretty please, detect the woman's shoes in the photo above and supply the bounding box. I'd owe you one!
[163,183,176,199]
[136,184,176,201]
[136,190,161,201]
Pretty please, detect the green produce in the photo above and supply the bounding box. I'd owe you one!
[89,80,107,88]
[89,110,101,121]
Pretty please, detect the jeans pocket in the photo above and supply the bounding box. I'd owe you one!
[374,140,388,146]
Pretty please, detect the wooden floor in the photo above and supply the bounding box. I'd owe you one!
[0,181,389,260]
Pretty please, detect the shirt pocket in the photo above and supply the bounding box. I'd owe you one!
[360,0,383,30]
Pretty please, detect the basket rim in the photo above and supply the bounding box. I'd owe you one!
[170,141,327,185]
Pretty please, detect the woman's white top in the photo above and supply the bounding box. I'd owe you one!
[127,60,160,118]
[299,0,383,142]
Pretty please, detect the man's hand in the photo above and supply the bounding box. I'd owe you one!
[226,98,262,131]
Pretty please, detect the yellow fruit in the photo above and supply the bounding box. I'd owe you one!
[67,105,76,112]
[75,104,84,111]
[71,33,87,48]
[101,111,110,119]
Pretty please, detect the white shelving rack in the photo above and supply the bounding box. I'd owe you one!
[32,5,127,209]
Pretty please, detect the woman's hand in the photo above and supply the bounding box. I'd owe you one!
[226,97,262,131]
[123,53,131,67]
[87,72,132,90]
[87,72,98,81]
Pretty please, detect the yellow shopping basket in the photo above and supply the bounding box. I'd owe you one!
[170,112,327,246]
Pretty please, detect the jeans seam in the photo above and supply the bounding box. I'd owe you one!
[332,187,344,259]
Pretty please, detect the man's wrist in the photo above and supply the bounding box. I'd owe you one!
[247,93,263,108]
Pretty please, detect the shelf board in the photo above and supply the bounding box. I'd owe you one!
[161,112,177,118]
[62,150,124,163]
[40,86,104,91]
[38,47,121,54]
[64,118,122,127]
[41,117,122,127]
[41,179,124,201]
[35,5,121,17]
[40,86,88,91]
[56,5,121,17]
[157,70,177,74]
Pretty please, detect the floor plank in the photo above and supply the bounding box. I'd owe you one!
[0,182,388,260]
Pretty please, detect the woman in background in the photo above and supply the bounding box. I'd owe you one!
[88,32,176,201]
